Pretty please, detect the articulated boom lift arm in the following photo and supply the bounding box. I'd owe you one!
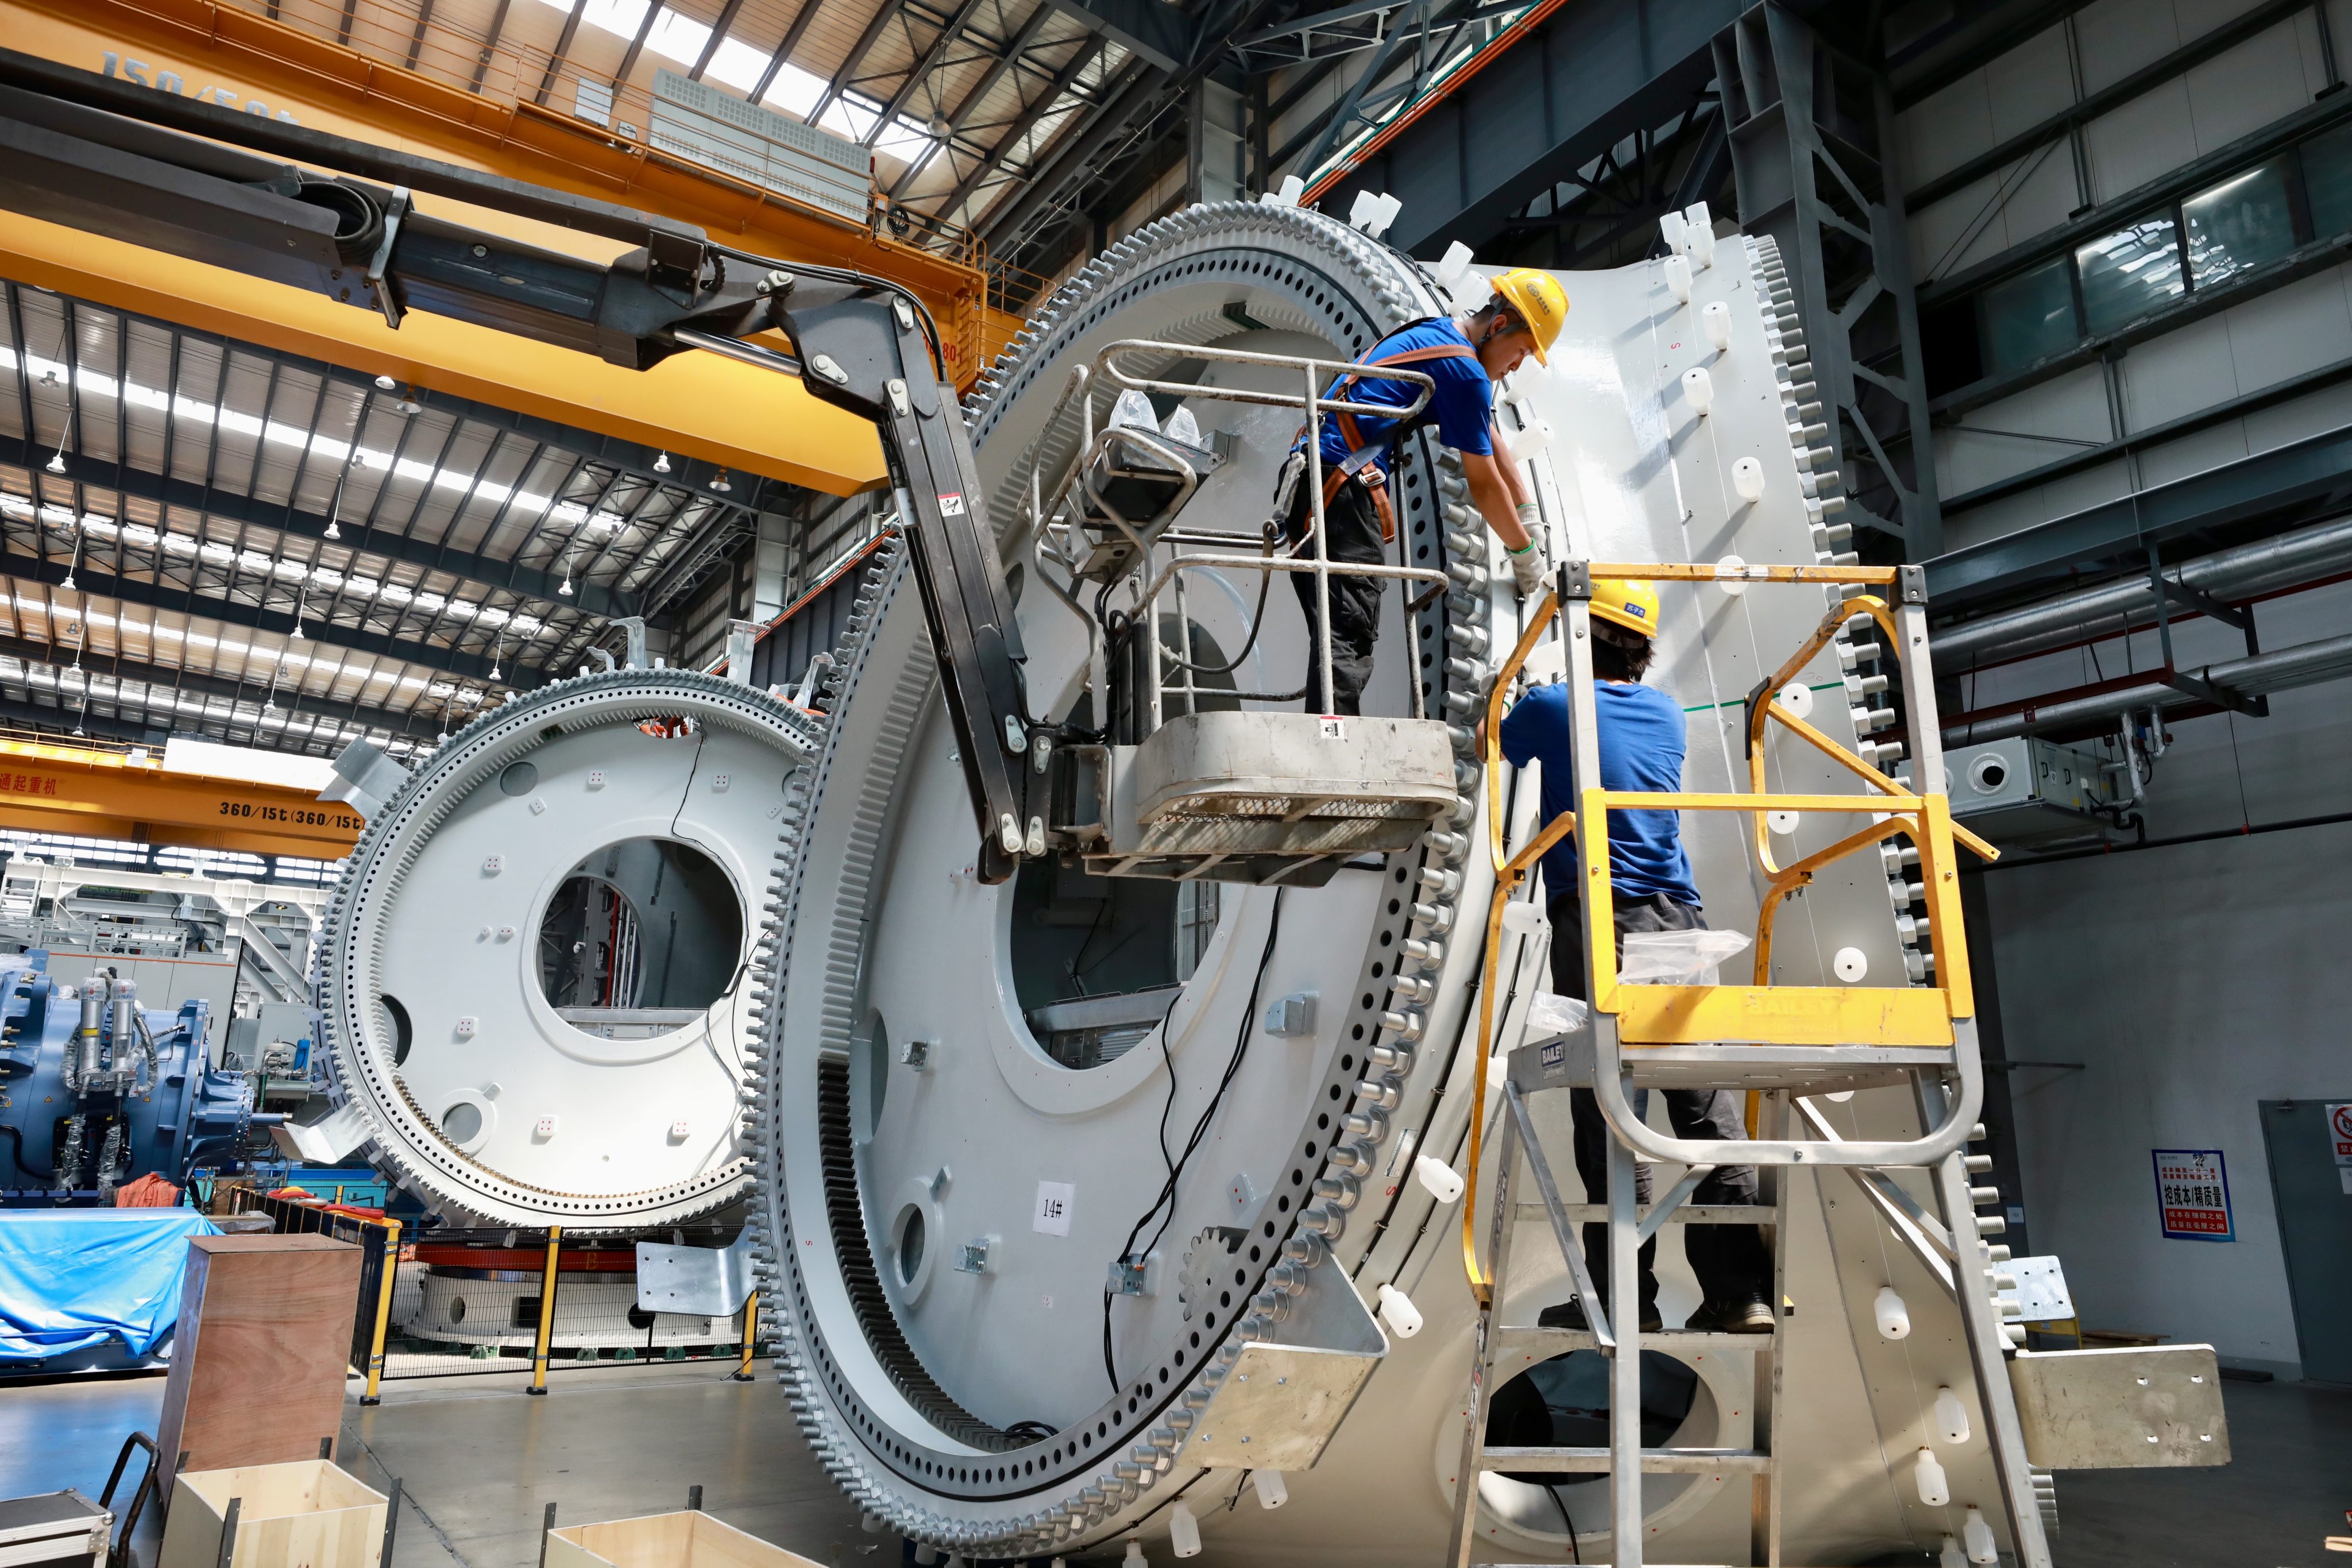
[0,47,1035,879]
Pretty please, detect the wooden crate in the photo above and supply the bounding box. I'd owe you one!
[546,1512,823,1568]
[157,1462,385,1568]
[157,1236,361,1480]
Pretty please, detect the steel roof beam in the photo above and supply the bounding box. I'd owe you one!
[891,3,1058,198]
[0,435,642,620]
[0,626,442,739]
[0,550,539,688]
[1307,0,1744,257]
[941,36,1111,218]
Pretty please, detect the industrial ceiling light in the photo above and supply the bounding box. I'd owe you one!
[45,451,64,474]
[708,469,732,493]
[40,368,58,388]
[654,450,672,474]
[374,373,397,391]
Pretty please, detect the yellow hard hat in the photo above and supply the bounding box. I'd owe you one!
[1490,268,1570,363]
[1589,577,1661,638]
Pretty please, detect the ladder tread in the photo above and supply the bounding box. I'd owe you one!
[1493,1327,1775,1353]
[1478,1445,1768,1474]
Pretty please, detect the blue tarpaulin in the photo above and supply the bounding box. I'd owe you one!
[0,1209,221,1364]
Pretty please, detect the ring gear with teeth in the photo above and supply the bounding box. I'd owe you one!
[315,666,817,1229]
[741,202,1499,1555]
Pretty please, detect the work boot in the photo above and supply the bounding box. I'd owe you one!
[1536,1296,1663,1335]
[1686,1291,1775,1334]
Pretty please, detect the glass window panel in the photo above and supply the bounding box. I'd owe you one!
[2075,214,2184,336]
[2184,159,2297,287]
[2303,122,2352,239]
[1977,258,2079,377]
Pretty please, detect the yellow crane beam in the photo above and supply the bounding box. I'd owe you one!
[0,733,364,860]
[0,0,1022,495]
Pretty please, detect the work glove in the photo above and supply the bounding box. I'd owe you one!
[1507,507,1550,598]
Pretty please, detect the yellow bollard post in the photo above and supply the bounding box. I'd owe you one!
[528,1226,562,1396]
[731,1290,759,1382]
[360,1217,400,1406]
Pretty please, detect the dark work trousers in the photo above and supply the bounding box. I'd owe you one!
[1282,470,1388,716]
[1547,890,1772,1312]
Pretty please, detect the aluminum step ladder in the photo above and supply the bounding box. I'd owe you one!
[1443,561,2054,1568]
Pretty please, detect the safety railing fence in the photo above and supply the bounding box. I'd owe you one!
[1025,338,1456,733]
[233,1196,760,1390]
[1459,561,2005,1294]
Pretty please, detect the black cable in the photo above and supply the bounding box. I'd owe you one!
[1102,889,1287,1392]
[1156,567,1276,677]
[1548,1485,1582,1563]
[1,1124,52,1181]
[1106,985,1189,1393]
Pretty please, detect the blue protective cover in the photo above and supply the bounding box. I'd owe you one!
[0,1208,221,1363]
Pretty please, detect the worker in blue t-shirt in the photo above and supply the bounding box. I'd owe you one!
[1279,269,1570,714]
[1499,577,1772,1334]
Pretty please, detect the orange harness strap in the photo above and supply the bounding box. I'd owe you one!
[1308,337,1480,543]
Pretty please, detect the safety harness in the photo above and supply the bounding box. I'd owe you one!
[1288,320,1480,543]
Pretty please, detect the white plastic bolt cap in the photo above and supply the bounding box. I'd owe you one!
[1913,1446,1950,1508]
[1413,1154,1466,1205]
[1376,1284,1423,1338]
[1767,810,1801,837]
[1940,1535,1965,1568]
[1123,1539,1146,1567]
[1682,366,1713,416]
[1732,457,1766,503]
[1833,947,1868,983]
[1714,554,1747,596]
[1664,253,1693,303]
[1503,418,1554,461]
[1168,1504,1202,1559]
[1875,1285,1911,1341]
[1659,211,1689,250]
[1500,901,1545,936]
[1252,1469,1289,1509]
[1435,240,1476,287]
[1702,299,1733,351]
[1962,1506,1999,1563]
[1774,682,1814,719]
[1934,1385,1972,1446]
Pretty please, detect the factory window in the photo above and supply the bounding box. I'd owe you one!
[2300,121,2352,240]
[1976,257,2079,377]
[2184,159,2299,288]
[535,838,742,1036]
[2074,214,2185,336]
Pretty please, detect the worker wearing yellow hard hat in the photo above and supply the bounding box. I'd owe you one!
[1276,265,1570,715]
[1497,571,1775,1337]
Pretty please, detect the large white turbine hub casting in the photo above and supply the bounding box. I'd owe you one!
[318,670,816,1227]
[734,201,2023,1566]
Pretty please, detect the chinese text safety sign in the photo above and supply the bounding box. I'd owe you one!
[2152,1149,2234,1241]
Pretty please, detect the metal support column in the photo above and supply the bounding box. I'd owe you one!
[1717,5,1944,558]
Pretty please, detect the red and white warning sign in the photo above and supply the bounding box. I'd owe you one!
[939,492,967,516]
[2327,1102,2352,1166]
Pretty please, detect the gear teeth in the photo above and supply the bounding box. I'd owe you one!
[750,205,1496,1555]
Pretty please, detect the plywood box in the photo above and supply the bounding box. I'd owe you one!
[546,1512,824,1568]
[157,1461,386,1568]
[157,1235,361,1480]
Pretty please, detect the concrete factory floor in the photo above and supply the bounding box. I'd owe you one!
[1,1365,2345,1567]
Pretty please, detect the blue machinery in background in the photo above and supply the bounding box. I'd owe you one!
[0,952,272,1200]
